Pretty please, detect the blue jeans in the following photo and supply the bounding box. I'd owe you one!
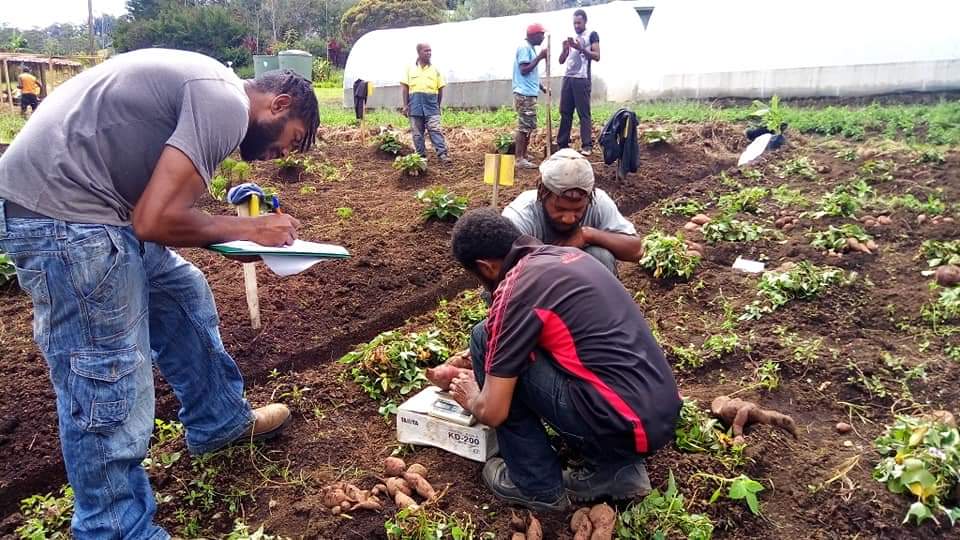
[0,201,255,540]
[410,115,448,158]
[468,321,637,501]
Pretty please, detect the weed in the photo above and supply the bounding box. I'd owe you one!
[808,224,873,252]
[922,286,960,327]
[776,156,818,180]
[209,175,229,201]
[16,485,73,539]
[809,180,872,218]
[718,171,742,189]
[0,112,26,143]
[702,215,768,244]
[224,519,290,539]
[913,147,946,165]
[395,154,428,176]
[754,361,781,391]
[741,167,764,181]
[339,330,451,414]
[153,418,185,446]
[674,399,747,469]
[0,253,16,286]
[639,231,701,279]
[857,159,896,183]
[492,132,513,154]
[336,207,354,220]
[299,185,317,195]
[660,198,707,217]
[873,415,960,526]
[750,95,785,134]
[741,262,846,320]
[641,127,675,146]
[616,471,714,540]
[771,184,811,208]
[671,344,704,371]
[846,352,926,401]
[882,193,947,216]
[918,239,960,268]
[376,130,404,155]
[772,327,822,365]
[695,473,766,516]
[415,187,468,221]
[834,148,858,161]
[385,506,486,540]
[702,333,740,358]
[717,187,768,214]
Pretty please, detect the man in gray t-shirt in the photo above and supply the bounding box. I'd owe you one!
[0,49,318,539]
[502,149,641,276]
[557,9,600,156]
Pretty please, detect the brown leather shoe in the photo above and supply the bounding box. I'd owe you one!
[238,403,292,444]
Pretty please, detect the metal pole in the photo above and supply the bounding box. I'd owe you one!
[2,60,12,108]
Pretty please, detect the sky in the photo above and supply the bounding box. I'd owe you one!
[0,0,129,30]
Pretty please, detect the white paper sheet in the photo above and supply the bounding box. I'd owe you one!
[260,255,330,277]
[738,133,773,166]
[213,239,349,257]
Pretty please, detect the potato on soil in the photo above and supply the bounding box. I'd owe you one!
[402,471,437,499]
[691,214,711,225]
[588,503,616,540]
[877,215,892,225]
[350,499,383,512]
[372,483,387,496]
[525,512,542,540]
[846,237,872,254]
[509,511,526,532]
[511,533,526,540]
[394,491,419,510]
[935,265,960,287]
[571,507,593,539]
[865,239,878,251]
[406,463,428,478]
[683,222,700,232]
[385,477,412,497]
[384,456,407,477]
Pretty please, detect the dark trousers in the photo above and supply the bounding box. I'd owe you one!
[469,321,637,500]
[20,93,39,113]
[557,77,592,150]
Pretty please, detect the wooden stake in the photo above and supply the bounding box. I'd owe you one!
[491,153,501,207]
[236,200,262,329]
[2,60,12,108]
[544,34,553,159]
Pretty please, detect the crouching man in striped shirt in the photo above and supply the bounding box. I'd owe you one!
[427,208,681,511]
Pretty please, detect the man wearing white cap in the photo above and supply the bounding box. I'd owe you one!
[502,148,642,275]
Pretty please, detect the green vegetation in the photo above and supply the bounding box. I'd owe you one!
[919,240,960,268]
[857,159,896,183]
[776,156,819,181]
[16,485,73,539]
[771,185,811,208]
[717,187,768,214]
[742,262,846,320]
[225,520,290,540]
[341,0,443,43]
[674,399,746,469]
[810,180,873,218]
[809,224,873,252]
[639,232,701,279]
[617,471,714,540]
[847,352,926,402]
[0,113,25,144]
[376,130,404,155]
[873,415,960,526]
[660,198,707,217]
[385,507,484,540]
[492,133,513,154]
[336,207,354,220]
[750,95,785,134]
[394,154,428,176]
[431,290,488,351]
[415,187,467,222]
[0,253,17,286]
[922,287,960,327]
[695,473,766,516]
[754,361,781,391]
[881,193,947,216]
[702,215,767,244]
[641,127,676,146]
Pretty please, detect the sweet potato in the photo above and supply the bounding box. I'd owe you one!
[394,491,419,510]
[372,483,387,496]
[775,216,796,228]
[877,215,892,225]
[330,505,341,515]
[686,241,705,255]
[935,265,960,287]
[345,484,364,502]
[385,477,412,498]
[350,499,383,512]
[846,237,871,254]
[509,511,526,532]
[683,222,700,232]
[384,457,407,477]
[571,508,593,540]
[340,500,351,510]
[691,214,711,225]
[402,471,437,499]
[588,504,616,540]
[865,239,878,251]
[510,533,526,540]
[322,488,348,509]
[711,395,798,442]
[406,463,428,478]
[686,249,703,258]
[525,512,542,540]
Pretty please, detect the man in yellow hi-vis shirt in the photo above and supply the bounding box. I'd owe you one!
[400,43,450,163]
[17,66,42,117]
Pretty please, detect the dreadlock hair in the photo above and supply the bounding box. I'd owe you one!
[251,69,319,152]
[451,208,522,273]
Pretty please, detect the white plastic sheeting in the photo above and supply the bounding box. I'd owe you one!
[342,1,647,108]
[639,0,960,98]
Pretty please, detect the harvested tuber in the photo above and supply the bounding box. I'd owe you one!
[587,504,616,540]
[691,214,711,225]
[511,534,526,540]
[711,395,798,444]
[385,477,412,498]
[924,409,957,428]
[322,488,348,509]
[846,237,872,254]
[865,239,878,252]
[372,483,387,496]
[403,471,437,499]
[394,491,419,510]
[835,422,852,434]
[406,463,428,478]
[571,508,593,540]
[525,512,542,540]
[935,265,960,287]
[509,511,527,532]
[877,215,892,225]
[350,498,383,512]
[683,222,700,232]
[384,456,407,477]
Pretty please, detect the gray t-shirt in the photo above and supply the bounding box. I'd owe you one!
[564,30,599,79]
[0,48,249,226]
[502,188,636,243]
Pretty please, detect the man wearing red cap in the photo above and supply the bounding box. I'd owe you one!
[512,24,549,169]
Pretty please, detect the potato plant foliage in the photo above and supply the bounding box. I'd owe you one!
[415,187,468,222]
[742,262,846,320]
[617,471,714,540]
[639,232,701,279]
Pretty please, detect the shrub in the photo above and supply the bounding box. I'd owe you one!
[415,187,467,221]
[741,262,846,320]
[376,130,403,155]
[394,154,428,176]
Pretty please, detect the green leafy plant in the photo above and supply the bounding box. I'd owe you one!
[808,224,873,252]
[847,352,926,401]
[492,132,514,154]
[809,180,873,218]
[336,207,354,220]
[834,148,858,161]
[702,215,767,244]
[695,473,766,516]
[639,231,701,279]
[914,148,946,165]
[882,193,947,216]
[339,330,451,415]
[772,327,822,366]
[750,95,785,134]
[376,130,404,155]
[394,154,428,177]
[616,471,714,540]
[674,399,746,469]
[641,127,675,146]
[873,415,960,526]
[754,361,781,391]
[299,185,317,195]
[385,507,483,540]
[432,290,488,351]
[209,175,229,201]
[702,333,740,359]
[717,187,768,214]
[776,156,818,180]
[225,519,290,540]
[0,253,16,286]
[415,187,467,221]
[671,344,704,371]
[856,159,895,183]
[771,184,811,208]
[918,240,960,268]
[741,262,846,320]
[660,198,706,217]
[16,485,74,540]
[922,286,960,327]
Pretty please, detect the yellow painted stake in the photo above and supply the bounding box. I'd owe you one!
[236,197,261,329]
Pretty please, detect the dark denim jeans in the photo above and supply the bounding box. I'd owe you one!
[557,76,593,150]
[468,321,637,500]
[410,114,448,158]
[0,200,255,539]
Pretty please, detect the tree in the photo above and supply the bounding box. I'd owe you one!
[340,0,443,43]
[114,5,252,66]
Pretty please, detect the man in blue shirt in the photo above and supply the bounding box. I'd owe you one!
[513,24,549,169]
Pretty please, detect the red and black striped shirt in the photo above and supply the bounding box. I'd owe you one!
[484,236,681,454]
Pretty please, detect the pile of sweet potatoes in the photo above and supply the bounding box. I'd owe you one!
[376,457,438,511]
[507,510,542,540]
[570,503,616,540]
[320,481,383,515]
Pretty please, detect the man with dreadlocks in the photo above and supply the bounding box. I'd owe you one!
[0,49,319,539]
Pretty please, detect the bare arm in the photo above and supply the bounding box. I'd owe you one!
[437,87,443,107]
[559,39,571,64]
[400,83,409,115]
[451,371,516,427]
[519,49,548,76]
[583,227,645,261]
[132,146,299,247]
[588,41,600,62]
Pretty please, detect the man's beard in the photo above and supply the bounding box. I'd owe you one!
[239,117,285,161]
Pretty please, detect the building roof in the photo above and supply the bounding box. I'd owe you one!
[0,53,83,68]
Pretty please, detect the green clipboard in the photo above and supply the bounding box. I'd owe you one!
[208,240,350,259]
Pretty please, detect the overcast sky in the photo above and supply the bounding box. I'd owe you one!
[0,0,129,30]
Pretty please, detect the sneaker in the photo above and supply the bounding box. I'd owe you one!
[439,154,452,164]
[482,457,570,512]
[579,147,593,157]
[563,458,652,502]
[516,158,538,170]
[235,403,292,444]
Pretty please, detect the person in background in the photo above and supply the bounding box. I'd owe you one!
[428,208,681,510]
[401,43,451,163]
[0,49,318,539]
[513,24,550,169]
[557,9,600,156]
[502,148,642,276]
[17,65,42,117]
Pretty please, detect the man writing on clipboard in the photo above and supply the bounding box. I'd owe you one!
[557,9,600,156]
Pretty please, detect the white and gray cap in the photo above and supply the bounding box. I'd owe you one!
[538,148,595,195]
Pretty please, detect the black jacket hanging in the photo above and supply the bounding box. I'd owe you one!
[353,79,369,120]
[599,108,639,177]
